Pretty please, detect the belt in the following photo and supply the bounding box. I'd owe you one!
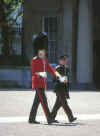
[35,72,47,78]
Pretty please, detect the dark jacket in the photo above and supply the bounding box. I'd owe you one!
[53,64,70,99]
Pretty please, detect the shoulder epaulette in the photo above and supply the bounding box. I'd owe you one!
[33,56,38,60]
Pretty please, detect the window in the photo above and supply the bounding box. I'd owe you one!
[0,24,23,56]
[42,16,57,63]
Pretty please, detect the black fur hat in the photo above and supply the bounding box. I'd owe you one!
[33,32,48,55]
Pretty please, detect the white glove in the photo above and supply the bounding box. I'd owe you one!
[59,76,68,83]
[63,76,68,81]
[39,72,47,78]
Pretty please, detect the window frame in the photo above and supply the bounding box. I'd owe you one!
[42,16,58,64]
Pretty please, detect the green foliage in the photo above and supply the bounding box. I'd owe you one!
[0,0,23,56]
[3,0,12,4]
[2,0,23,25]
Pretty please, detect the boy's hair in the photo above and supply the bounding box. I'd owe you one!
[58,55,68,60]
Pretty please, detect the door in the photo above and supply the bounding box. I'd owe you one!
[94,44,100,88]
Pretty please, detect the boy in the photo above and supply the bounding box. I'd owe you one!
[51,55,77,123]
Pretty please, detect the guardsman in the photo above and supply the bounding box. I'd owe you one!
[51,55,77,123]
[29,32,61,124]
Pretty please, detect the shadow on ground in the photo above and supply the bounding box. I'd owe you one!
[42,122,85,127]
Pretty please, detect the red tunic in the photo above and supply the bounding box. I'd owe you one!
[30,57,56,89]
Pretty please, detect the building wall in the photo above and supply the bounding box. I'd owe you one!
[24,0,73,61]
[24,0,62,60]
[0,67,31,88]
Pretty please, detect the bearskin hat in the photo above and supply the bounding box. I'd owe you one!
[32,32,48,56]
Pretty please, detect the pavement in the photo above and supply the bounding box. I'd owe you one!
[0,89,100,136]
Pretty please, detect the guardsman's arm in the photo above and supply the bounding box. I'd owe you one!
[46,59,56,78]
[30,59,38,78]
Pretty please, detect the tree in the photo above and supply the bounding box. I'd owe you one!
[0,0,23,56]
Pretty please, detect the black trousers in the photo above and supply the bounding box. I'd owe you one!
[29,88,51,122]
[51,92,74,121]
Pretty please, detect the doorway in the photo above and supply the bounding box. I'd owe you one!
[93,44,100,88]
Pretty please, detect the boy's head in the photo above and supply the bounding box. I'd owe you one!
[58,55,68,65]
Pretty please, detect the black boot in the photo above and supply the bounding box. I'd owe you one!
[69,117,77,123]
[29,119,40,124]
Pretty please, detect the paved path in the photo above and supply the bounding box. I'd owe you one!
[0,90,100,136]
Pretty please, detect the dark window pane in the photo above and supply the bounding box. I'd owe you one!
[43,17,57,63]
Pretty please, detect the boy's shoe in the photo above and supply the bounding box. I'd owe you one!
[48,119,59,124]
[52,120,59,123]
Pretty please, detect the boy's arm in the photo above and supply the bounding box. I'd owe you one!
[53,67,61,83]
[56,66,68,83]
[67,67,71,91]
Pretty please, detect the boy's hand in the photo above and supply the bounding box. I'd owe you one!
[59,77,67,83]
[64,80,68,84]
[59,76,68,83]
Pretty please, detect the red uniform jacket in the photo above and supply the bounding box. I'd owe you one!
[30,57,56,89]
